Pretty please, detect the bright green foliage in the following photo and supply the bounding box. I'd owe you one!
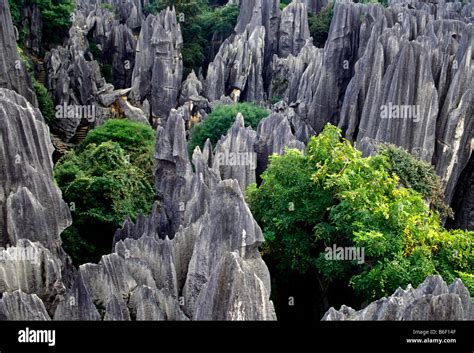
[82,119,156,183]
[247,124,473,302]
[308,2,333,48]
[379,144,453,219]
[55,122,156,265]
[32,78,55,123]
[188,103,270,156]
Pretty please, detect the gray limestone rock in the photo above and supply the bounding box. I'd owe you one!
[322,276,474,321]
[130,8,183,118]
[0,0,37,106]
[0,291,51,321]
[213,113,258,191]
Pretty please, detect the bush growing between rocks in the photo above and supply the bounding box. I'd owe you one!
[54,120,156,265]
[188,102,270,156]
[247,124,474,304]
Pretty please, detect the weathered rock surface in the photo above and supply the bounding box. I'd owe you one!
[213,113,258,190]
[0,0,37,106]
[0,291,51,321]
[54,111,276,320]
[278,0,311,58]
[0,88,74,317]
[130,8,183,119]
[0,89,71,253]
[323,276,474,321]
[205,25,266,102]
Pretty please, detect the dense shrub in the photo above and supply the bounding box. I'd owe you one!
[82,119,156,182]
[247,124,474,302]
[379,144,453,219]
[55,120,156,265]
[188,103,270,156]
[32,78,55,123]
[308,2,333,48]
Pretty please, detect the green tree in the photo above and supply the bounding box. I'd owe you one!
[55,121,156,265]
[247,124,473,307]
[188,103,270,156]
[32,78,55,123]
[82,119,156,183]
[147,1,239,75]
[308,2,333,48]
[379,144,453,219]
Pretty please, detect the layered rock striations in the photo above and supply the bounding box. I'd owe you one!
[130,8,183,119]
[55,111,277,321]
[323,275,474,320]
[0,0,37,106]
[0,88,73,316]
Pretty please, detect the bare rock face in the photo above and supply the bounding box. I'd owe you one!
[335,0,473,205]
[0,0,37,107]
[86,8,137,89]
[278,0,311,58]
[323,276,474,321]
[205,26,266,102]
[130,8,183,119]
[77,0,150,30]
[255,108,306,175]
[0,240,65,315]
[0,291,51,321]
[21,4,43,54]
[0,88,75,317]
[213,113,258,191]
[0,89,71,253]
[154,109,193,238]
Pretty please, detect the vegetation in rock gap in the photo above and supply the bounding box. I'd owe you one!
[32,78,55,123]
[9,0,75,46]
[308,2,334,48]
[247,125,474,314]
[188,103,270,157]
[54,120,156,265]
[379,144,453,219]
[147,0,239,75]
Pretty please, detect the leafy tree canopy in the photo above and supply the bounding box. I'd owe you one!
[247,124,474,301]
[54,120,156,265]
[188,103,269,157]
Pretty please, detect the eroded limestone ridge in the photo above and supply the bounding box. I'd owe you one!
[323,275,474,320]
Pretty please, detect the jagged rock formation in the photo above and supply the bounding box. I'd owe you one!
[0,291,51,321]
[130,8,183,119]
[213,113,258,190]
[255,109,306,175]
[86,7,137,89]
[0,0,37,106]
[334,0,473,205]
[0,89,71,253]
[0,88,73,315]
[20,3,43,54]
[206,0,316,102]
[323,275,474,320]
[54,112,277,321]
[205,26,266,102]
[278,0,311,58]
[77,0,150,30]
